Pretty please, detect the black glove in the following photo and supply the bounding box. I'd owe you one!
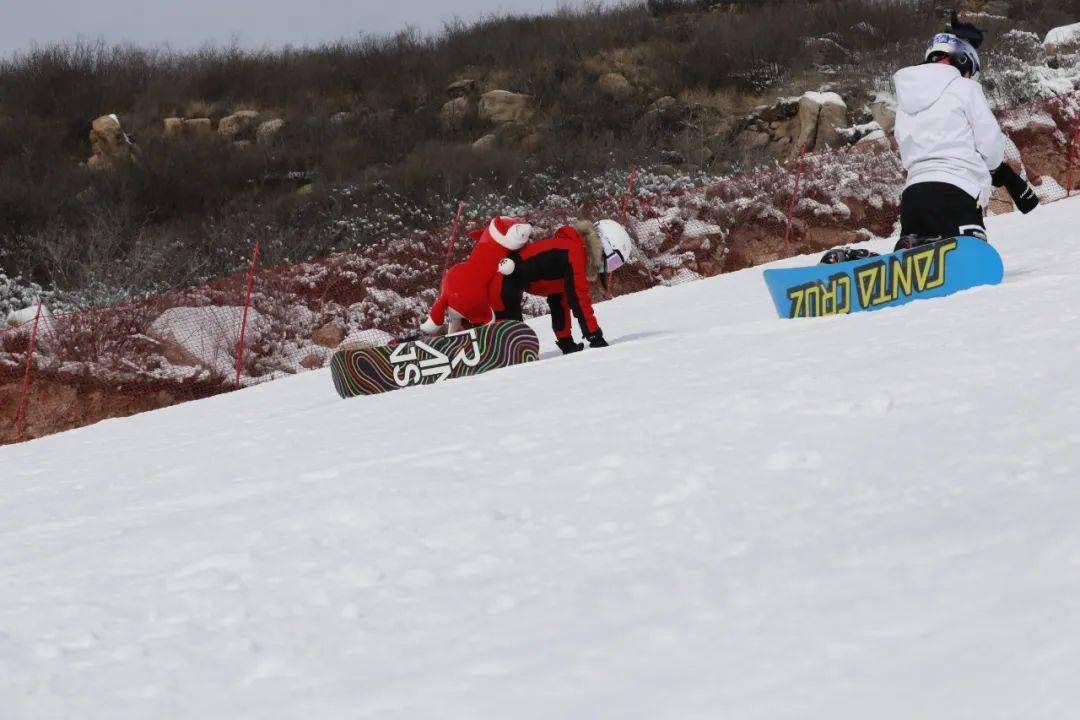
[556,337,584,354]
[992,162,1040,214]
[584,329,608,348]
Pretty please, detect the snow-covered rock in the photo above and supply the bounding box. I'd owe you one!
[1045,22,1080,51]
[1045,22,1080,70]
[798,91,848,151]
[147,306,266,376]
[5,304,45,328]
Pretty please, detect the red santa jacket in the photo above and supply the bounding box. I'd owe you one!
[425,217,531,328]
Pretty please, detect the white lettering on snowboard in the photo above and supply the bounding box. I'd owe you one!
[391,329,482,387]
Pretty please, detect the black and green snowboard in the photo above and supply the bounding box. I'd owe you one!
[330,320,540,398]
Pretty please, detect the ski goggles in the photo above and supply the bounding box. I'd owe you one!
[926,33,981,76]
[600,236,626,274]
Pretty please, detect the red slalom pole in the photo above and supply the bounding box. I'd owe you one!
[14,301,43,443]
[234,241,260,389]
[621,166,638,225]
[1068,123,1080,198]
[783,143,807,258]
[443,201,466,280]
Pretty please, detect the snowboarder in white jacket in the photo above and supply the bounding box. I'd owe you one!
[892,16,1039,248]
[823,15,1039,265]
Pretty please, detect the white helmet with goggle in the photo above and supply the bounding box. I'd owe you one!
[595,219,633,277]
[925,32,981,78]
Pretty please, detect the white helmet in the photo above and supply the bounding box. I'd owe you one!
[595,219,633,275]
[924,32,980,78]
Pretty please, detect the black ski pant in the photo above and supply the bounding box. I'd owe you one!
[900,182,987,241]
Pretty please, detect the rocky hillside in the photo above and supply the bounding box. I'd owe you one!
[1,0,1078,311]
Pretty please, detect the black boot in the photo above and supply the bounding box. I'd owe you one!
[556,337,584,354]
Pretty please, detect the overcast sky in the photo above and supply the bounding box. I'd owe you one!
[1,0,609,58]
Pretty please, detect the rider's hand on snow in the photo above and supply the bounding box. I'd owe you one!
[992,162,1040,214]
[419,315,444,335]
[556,337,584,354]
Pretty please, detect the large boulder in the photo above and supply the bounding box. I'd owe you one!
[311,321,345,349]
[641,95,685,132]
[147,306,266,376]
[88,114,136,170]
[472,134,498,152]
[447,78,479,97]
[1045,22,1080,67]
[256,118,286,145]
[478,90,535,126]
[4,304,55,344]
[796,91,848,151]
[163,117,213,140]
[597,72,634,99]
[218,110,261,140]
[162,117,183,138]
[440,97,472,132]
[735,129,771,151]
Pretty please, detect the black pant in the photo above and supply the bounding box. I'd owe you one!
[900,182,987,240]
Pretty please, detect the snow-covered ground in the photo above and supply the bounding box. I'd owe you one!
[3,197,1080,719]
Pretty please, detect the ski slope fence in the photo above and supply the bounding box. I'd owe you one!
[3,90,1080,444]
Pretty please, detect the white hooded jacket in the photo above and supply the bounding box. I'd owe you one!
[893,63,1006,207]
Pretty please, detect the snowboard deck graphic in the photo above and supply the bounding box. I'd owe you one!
[762,236,1004,319]
[330,320,540,398]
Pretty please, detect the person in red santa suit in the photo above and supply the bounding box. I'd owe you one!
[489,219,634,354]
[419,216,532,335]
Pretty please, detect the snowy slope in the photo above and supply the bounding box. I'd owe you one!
[3,198,1080,719]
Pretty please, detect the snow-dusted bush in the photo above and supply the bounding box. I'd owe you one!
[0,270,42,321]
[984,30,1080,108]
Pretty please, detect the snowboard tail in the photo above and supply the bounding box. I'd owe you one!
[762,236,1004,319]
[330,320,539,398]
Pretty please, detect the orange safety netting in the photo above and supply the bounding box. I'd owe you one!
[3,90,1079,443]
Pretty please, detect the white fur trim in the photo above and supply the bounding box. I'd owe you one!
[419,315,443,335]
[504,223,531,250]
[498,258,516,275]
[490,219,532,250]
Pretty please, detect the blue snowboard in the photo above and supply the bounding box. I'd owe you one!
[762,236,1004,319]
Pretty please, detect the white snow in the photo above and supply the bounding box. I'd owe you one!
[803,90,846,108]
[1045,22,1080,49]
[3,197,1080,718]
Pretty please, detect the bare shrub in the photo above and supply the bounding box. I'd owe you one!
[0,0,1069,305]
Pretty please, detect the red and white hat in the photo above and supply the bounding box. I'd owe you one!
[486,216,532,250]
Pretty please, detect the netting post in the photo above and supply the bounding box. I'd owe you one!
[783,143,808,258]
[443,201,466,280]
[14,301,43,443]
[1068,121,1080,198]
[234,240,261,390]
[621,166,638,225]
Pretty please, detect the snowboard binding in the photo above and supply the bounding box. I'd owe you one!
[819,246,880,265]
[893,235,943,251]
